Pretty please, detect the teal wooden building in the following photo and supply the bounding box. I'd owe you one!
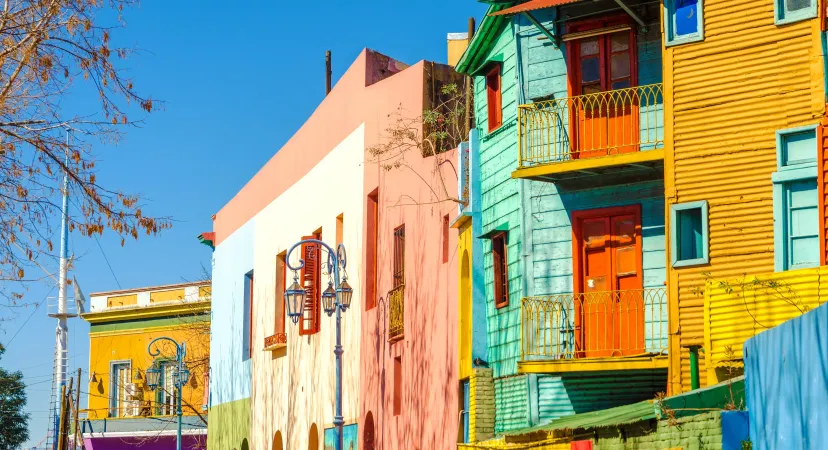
[455,0,670,440]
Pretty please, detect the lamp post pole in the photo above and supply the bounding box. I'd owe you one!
[284,239,353,450]
[147,337,189,450]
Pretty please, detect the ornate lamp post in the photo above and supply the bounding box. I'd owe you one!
[145,337,190,450]
[284,239,353,450]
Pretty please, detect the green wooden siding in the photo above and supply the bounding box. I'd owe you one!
[495,375,530,434]
[475,17,524,380]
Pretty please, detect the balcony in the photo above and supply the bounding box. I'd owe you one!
[388,284,405,342]
[263,332,287,352]
[513,84,664,186]
[519,288,668,373]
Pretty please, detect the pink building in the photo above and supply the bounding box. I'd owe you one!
[359,63,462,449]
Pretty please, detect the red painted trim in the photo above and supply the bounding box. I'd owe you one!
[492,231,509,309]
[819,116,827,265]
[486,64,503,132]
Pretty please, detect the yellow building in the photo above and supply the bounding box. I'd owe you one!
[80,281,211,448]
[663,0,825,393]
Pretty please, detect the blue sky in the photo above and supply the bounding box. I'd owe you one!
[4,1,488,446]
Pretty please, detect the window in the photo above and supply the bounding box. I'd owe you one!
[665,0,704,45]
[366,190,378,310]
[393,356,402,415]
[442,214,450,264]
[491,232,509,309]
[300,232,321,335]
[156,361,178,416]
[775,0,816,25]
[275,252,286,336]
[243,270,254,359]
[773,126,819,271]
[460,380,470,443]
[670,201,709,268]
[109,361,131,417]
[393,225,405,288]
[485,64,502,132]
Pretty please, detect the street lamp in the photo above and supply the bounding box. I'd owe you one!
[283,240,352,450]
[145,337,189,450]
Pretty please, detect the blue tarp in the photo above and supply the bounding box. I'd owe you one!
[744,302,828,450]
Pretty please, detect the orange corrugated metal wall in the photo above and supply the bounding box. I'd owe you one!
[666,0,824,393]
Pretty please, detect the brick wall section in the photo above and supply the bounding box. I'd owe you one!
[470,368,496,442]
[593,411,723,450]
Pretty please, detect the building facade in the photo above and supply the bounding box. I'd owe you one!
[664,0,826,393]
[455,0,668,441]
[80,282,211,449]
[207,49,464,450]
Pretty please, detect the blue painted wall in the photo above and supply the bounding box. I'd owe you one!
[466,130,489,365]
[209,220,254,407]
[745,302,828,449]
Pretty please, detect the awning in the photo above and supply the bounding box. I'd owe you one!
[503,400,657,436]
[490,0,585,16]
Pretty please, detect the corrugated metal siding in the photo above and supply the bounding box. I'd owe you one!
[536,370,667,424]
[495,375,530,434]
[668,0,824,392]
[476,18,524,380]
[705,266,828,383]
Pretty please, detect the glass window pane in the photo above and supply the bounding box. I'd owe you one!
[677,208,703,261]
[611,80,631,90]
[675,0,699,36]
[610,33,629,52]
[786,179,818,269]
[782,130,816,167]
[611,54,630,79]
[581,56,600,83]
[786,0,811,12]
[582,83,601,95]
[580,38,599,56]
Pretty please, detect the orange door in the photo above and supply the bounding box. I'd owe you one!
[570,28,638,159]
[573,206,644,358]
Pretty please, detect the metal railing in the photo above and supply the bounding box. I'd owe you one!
[388,284,405,341]
[521,287,667,360]
[517,84,663,168]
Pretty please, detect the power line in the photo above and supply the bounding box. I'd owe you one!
[93,234,121,289]
[5,286,53,347]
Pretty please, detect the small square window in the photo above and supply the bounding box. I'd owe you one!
[775,0,816,25]
[665,0,704,46]
[670,201,709,267]
[777,126,817,170]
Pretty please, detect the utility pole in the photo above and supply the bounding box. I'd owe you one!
[73,369,81,449]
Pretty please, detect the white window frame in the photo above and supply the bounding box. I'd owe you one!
[664,0,705,46]
[775,0,817,26]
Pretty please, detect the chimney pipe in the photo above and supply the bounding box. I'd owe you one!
[325,50,332,96]
[465,17,476,136]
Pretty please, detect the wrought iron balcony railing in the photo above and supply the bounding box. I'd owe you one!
[521,287,668,360]
[388,284,405,341]
[517,84,664,168]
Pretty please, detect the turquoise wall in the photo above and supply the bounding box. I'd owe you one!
[475,19,524,381]
[494,375,530,434]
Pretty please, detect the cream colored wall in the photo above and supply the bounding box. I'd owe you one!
[250,124,365,450]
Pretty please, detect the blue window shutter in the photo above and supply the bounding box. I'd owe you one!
[675,0,699,36]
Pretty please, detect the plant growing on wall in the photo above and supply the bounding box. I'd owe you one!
[367,81,468,207]
[0,0,170,321]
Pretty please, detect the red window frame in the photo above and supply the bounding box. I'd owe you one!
[485,64,503,132]
[491,232,509,309]
[300,232,321,335]
[366,190,379,310]
[442,214,450,264]
[565,16,638,97]
[276,253,286,336]
[393,356,402,415]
